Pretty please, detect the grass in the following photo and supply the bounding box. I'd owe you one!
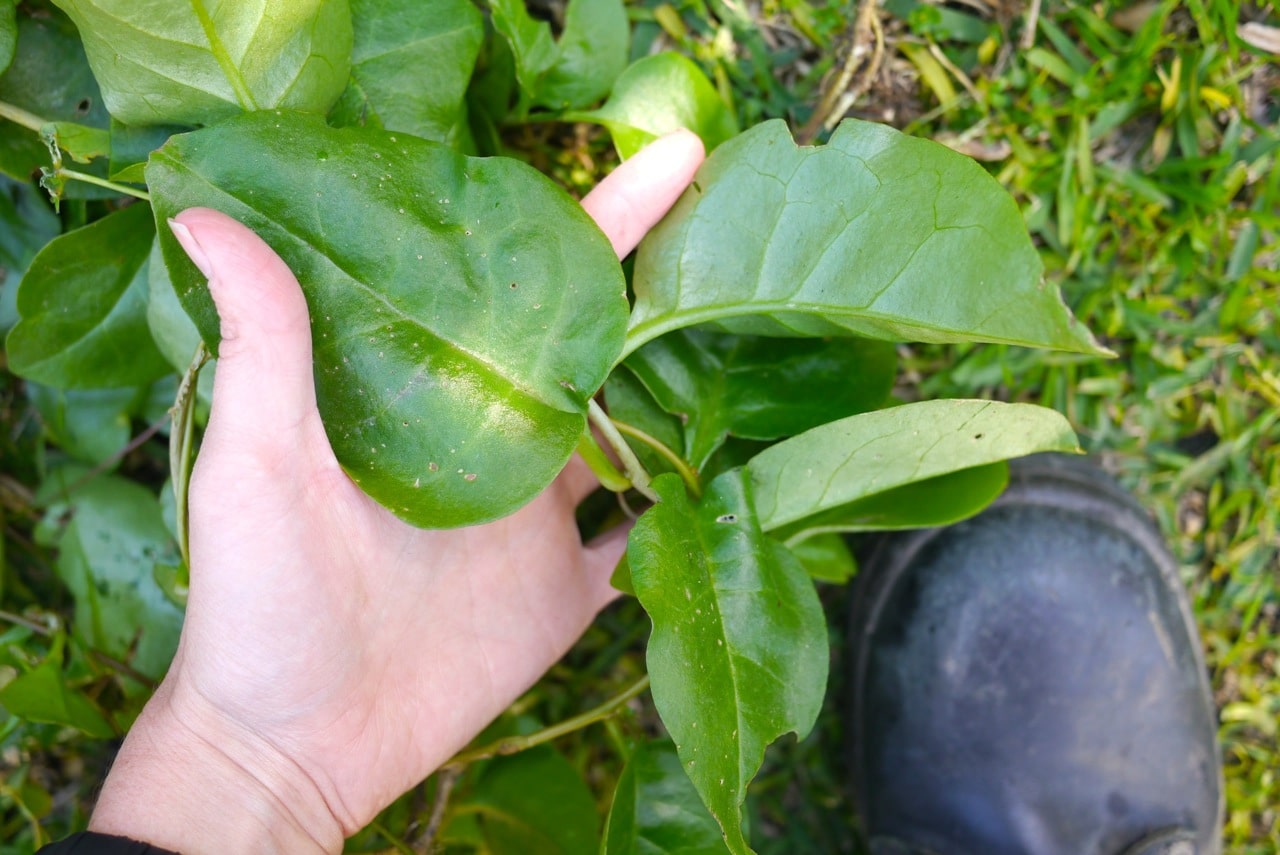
[1,0,1277,852]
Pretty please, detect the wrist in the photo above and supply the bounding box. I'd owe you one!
[90,681,345,855]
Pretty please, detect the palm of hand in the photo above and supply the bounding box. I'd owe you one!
[179,422,615,830]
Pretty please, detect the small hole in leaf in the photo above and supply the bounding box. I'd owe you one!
[76,97,92,114]
[510,282,518,289]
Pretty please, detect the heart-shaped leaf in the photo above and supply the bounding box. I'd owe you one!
[50,0,352,126]
[329,0,483,146]
[628,119,1111,358]
[746,400,1077,534]
[623,329,896,469]
[147,111,626,527]
[603,739,731,855]
[629,471,827,855]
[7,203,170,389]
[577,52,739,159]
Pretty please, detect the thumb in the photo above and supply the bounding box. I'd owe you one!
[169,208,321,446]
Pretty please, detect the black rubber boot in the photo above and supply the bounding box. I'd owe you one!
[848,454,1223,855]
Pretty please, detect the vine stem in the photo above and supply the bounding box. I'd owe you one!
[56,169,151,201]
[0,100,48,133]
[576,429,632,493]
[170,342,209,571]
[587,399,658,503]
[611,419,701,498]
[443,674,650,769]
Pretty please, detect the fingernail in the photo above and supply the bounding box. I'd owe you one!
[168,218,214,279]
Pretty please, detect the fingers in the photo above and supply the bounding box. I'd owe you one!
[583,522,632,605]
[581,129,705,259]
[169,208,321,447]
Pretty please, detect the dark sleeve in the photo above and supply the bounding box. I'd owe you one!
[38,832,181,855]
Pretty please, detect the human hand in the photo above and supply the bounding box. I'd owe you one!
[88,131,705,854]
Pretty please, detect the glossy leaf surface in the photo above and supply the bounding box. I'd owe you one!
[7,203,170,389]
[746,400,1077,533]
[629,471,827,854]
[603,739,730,855]
[468,748,598,855]
[582,52,739,159]
[488,0,628,111]
[44,473,185,679]
[775,462,1010,541]
[147,111,626,527]
[50,0,353,126]
[629,120,1109,356]
[623,330,895,469]
[329,0,483,146]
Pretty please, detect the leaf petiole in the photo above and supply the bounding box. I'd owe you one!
[55,168,151,201]
[576,429,632,493]
[444,674,650,769]
[611,418,701,498]
[588,399,659,503]
[0,99,49,133]
[169,342,209,571]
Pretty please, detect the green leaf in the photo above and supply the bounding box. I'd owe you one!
[145,239,202,372]
[7,204,171,389]
[0,0,16,76]
[329,0,483,146]
[468,748,598,855]
[623,330,896,469]
[0,175,58,331]
[627,119,1111,357]
[0,650,115,739]
[27,384,143,466]
[40,120,109,164]
[488,0,628,112]
[43,473,185,680]
[534,0,629,110]
[628,471,828,855]
[775,462,1010,542]
[787,533,856,583]
[0,7,110,183]
[147,111,626,527]
[602,739,731,855]
[578,52,739,160]
[746,400,1077,534]
[109,120,188,183]
[49,0,353,126]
